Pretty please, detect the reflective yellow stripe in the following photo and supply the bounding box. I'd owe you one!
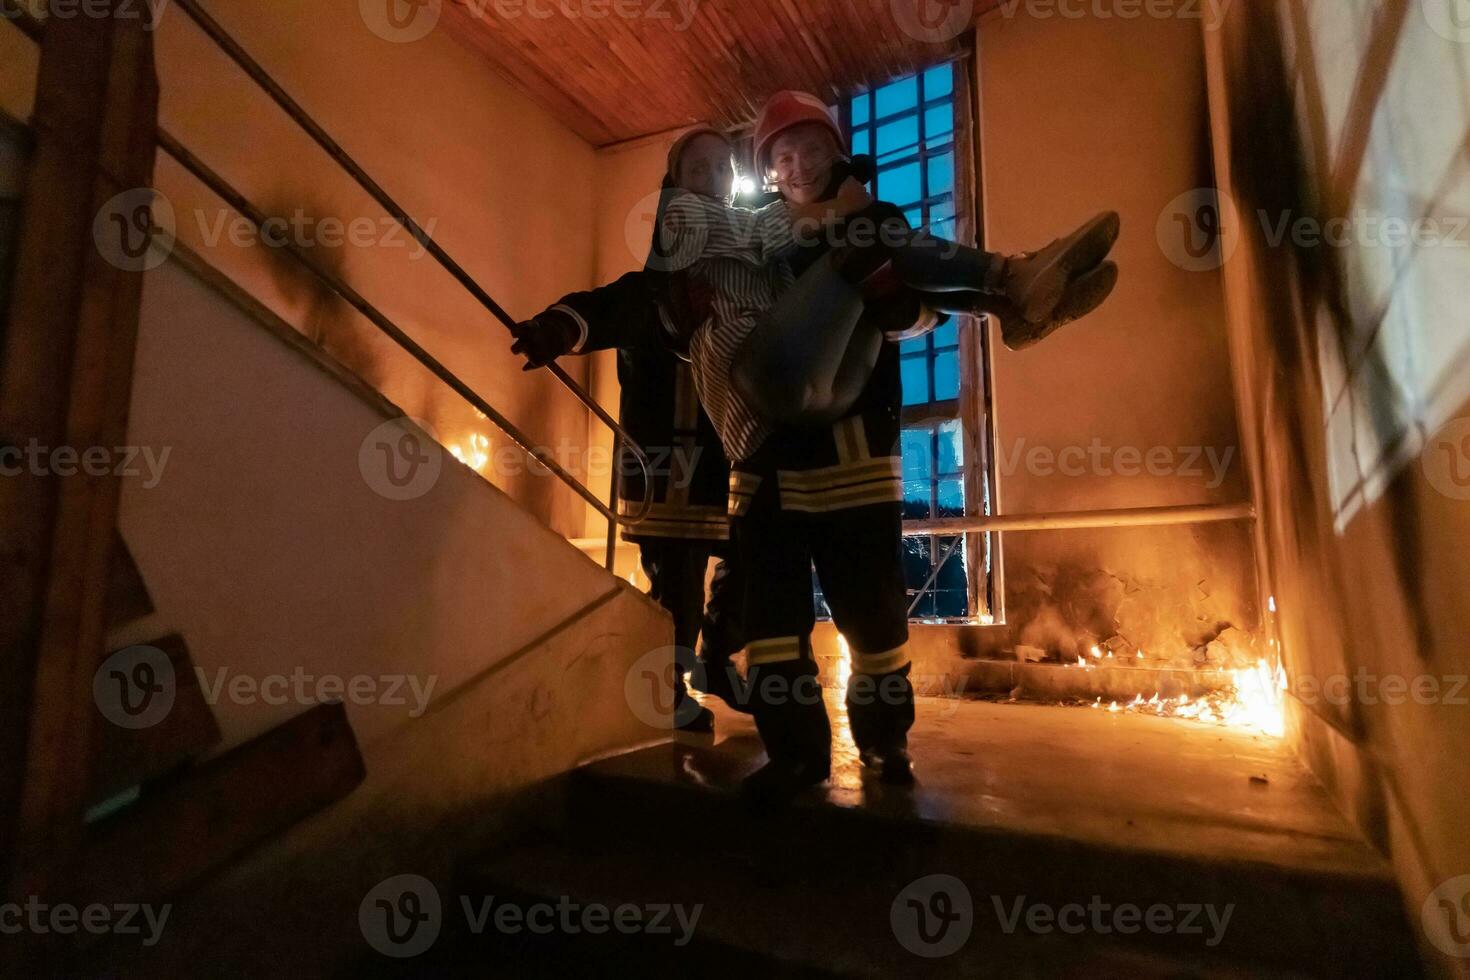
[746,636,804,665]
[777,456,901,489]
[728,471,762,518]
[777,455,901,513]
[730,471,761,493]
[779,484,903,513]
[853,644,911,675]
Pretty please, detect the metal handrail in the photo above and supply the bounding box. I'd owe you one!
[163,0,646,543]
[901,501,1257,617]
[6,0,651,563]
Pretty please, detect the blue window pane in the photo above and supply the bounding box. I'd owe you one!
[851,95,869,127]
[876,76,918,119]
[876,116,919,159]
[933,320,958,347]
[905,208,924,229]
[901,355,930,405]
[937,476,965,515]
[880,162,921,209]
[930,219,956,241]
[928,152,955,195]
[900,335,928,355]
[924,64,954,100]
[934,350,960,401]
[902,429,932,481]
[851,128,869,156]
[931,198,956,224]
[925,103,954,140]
[938,419,965,474]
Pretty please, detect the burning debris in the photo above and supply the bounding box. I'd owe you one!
[1079,659,1287,737]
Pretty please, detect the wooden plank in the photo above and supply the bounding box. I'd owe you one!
[86,634,223,807]
[0,4,159,901]
[440,0,974,145]
[70,702,365,910]
[104,531,154,633]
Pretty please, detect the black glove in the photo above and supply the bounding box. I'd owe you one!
[822,154,876,199]
[510,308,581,370]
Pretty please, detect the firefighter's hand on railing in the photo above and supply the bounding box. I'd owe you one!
[510,309,581,371]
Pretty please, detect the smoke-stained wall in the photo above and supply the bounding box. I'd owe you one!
[1205,1,1470,969]
[974,6,1258,667]
[1,2,605,538]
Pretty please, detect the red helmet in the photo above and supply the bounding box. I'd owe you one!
[753,91,844,176]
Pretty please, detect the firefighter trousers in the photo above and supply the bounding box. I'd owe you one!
[730,466,915,766]
[638,539,744,700]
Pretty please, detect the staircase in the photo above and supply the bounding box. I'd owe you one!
[409,697,1421,978]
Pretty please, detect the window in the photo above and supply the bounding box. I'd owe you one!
[838,63,995,623]
[1277,7,1470,531]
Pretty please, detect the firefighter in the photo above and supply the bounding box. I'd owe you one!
[701,91,1119,804]
[510,126,751,734]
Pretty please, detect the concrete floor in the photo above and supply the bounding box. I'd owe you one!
[650,693,1390,878]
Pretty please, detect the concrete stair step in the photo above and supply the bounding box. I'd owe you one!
[452,699,1421,977]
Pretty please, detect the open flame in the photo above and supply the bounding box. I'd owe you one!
[1088,658,1287,737]
[450,431,491,473]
